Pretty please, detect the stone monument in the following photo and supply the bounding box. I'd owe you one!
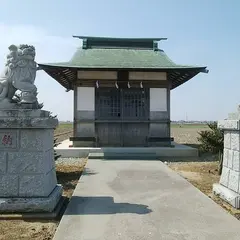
[213,105,240,208]
[0,44,62,213]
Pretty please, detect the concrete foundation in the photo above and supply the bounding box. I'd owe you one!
[213,183,240,209]
[0,185,62,213]
[55,139,198,158]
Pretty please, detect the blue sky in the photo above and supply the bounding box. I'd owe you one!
[0,0,239,121]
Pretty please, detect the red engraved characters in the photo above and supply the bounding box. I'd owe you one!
[1,134,12,146]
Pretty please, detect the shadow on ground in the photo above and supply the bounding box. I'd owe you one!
[184,143,200,149]
[56,170,82,191]
[65,196,152,215]
[82,168,98,176]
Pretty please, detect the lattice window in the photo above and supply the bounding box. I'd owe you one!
[96,89,120,119]
[122,89,149,120]
[96,88,149,120]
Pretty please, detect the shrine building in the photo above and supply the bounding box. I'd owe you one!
[39,36,208,147]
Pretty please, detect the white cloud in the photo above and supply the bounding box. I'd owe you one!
[0,23,80,121]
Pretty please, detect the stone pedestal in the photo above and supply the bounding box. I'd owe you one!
[0,109,62,213]
[213,110,240,208]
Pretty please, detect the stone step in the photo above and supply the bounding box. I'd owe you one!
[88,152,157,160]
[55,140,199,158]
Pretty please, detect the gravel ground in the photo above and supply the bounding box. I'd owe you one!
[55,157,87,166]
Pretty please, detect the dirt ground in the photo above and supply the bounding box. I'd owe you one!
[170,125,240,219]
[0,160,86,240]
[168,161,240,220]
[169,161,220,195]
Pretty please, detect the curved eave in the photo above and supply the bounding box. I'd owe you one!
[168,68,208,89]
[38,64,208,90]
[38,65,77,90]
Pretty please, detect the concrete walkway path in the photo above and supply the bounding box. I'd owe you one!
[54,160,240,240]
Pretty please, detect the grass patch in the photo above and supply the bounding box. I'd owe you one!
[54,123,73,143]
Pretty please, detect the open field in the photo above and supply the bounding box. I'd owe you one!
[54,123,73,143]
[171,123,209,128]
[171,124,208,146]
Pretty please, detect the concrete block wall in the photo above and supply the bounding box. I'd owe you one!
[218,120,240,193]
[0,110,59,198]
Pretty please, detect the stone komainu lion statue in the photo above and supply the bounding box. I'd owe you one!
[0,44,39,106]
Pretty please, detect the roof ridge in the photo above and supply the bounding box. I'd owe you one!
[73,36,167,50]
[72,36,168,41]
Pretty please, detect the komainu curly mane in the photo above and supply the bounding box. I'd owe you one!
[0,44,39,107]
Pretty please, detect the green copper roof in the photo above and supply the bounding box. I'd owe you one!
[38,36,208,90]
[41,48,204,69]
